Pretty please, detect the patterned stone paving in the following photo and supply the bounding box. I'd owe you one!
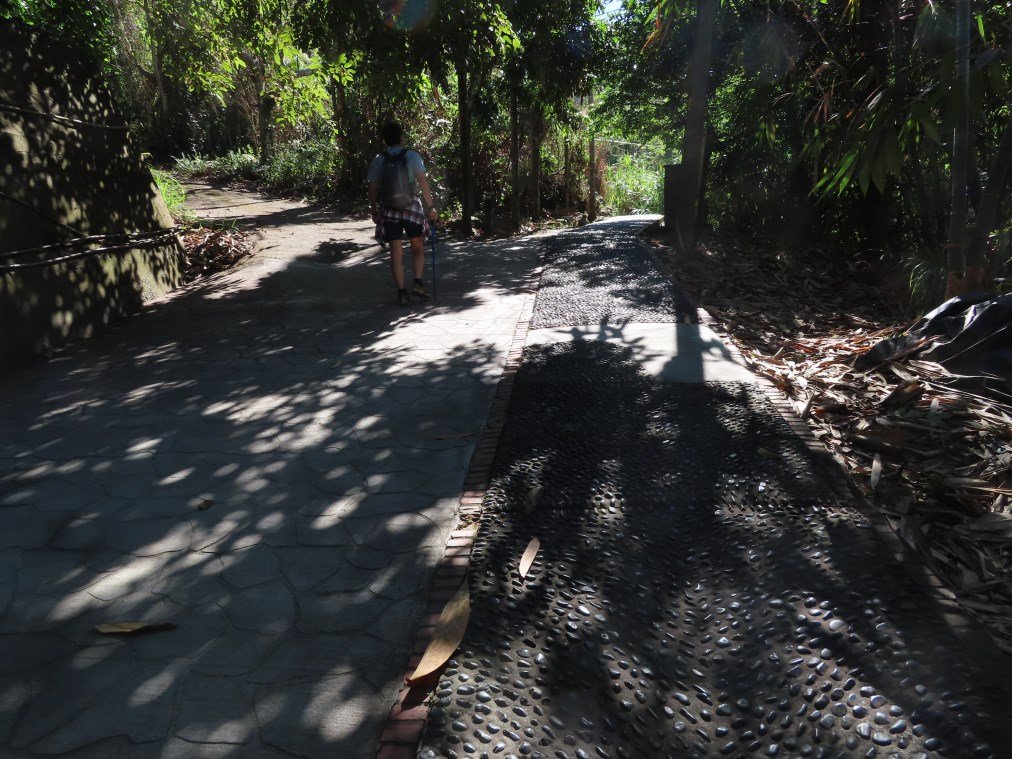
[0,188,541,758]
[530,218,695,330]
[484,342,835,514]
[418,218,1012,759]
[421,508,1009,759]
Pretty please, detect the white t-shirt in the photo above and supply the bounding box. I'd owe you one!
[367,146,427,184]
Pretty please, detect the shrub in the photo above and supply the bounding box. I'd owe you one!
[602,152,662,215]
[172,140,341,198]
[259,138,339,197]
[173,149,260,182]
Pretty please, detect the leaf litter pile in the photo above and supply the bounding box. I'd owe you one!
[655,237,1012,654]
[181,227,255,282]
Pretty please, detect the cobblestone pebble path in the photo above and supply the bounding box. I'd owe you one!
[0,185,542,758]
[418,219,1012,759]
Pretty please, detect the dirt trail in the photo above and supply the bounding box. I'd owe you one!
[175,180,379,306]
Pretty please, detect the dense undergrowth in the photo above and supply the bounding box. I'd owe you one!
[173,139,343,199]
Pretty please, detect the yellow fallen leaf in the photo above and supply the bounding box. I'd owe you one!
[407,581,470,685]
[95,621,177,635]
[519,537,540,579]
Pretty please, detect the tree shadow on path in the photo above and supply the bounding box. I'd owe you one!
[0,208,543,758]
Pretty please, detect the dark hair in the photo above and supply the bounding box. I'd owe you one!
[381,122,403,146]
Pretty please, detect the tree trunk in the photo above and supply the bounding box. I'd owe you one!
[531,113,542,219]
[258,93,274,163]
[457,54,473,235]
[965,113,1012,289]
[331,80,348,154]
[329,78,350,187]
[696,122,716,230]
[563,134,571,211]
[510,84,521,229]
[587,94,597,222]
[141,0,169,145]
[929,144,948,241]
[945,0,972,298]
[673,0,718,251]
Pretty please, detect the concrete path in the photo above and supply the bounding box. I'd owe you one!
[418,218,1012,759]
[0,183,541,758]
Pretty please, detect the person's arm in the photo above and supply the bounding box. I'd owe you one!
[368,181,379,223]
[416,171,437,220]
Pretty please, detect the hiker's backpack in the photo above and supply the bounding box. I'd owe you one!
[381,149,415,210]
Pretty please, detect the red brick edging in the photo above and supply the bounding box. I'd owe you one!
[375,261,543,759]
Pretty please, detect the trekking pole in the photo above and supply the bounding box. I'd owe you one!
[430,223,437,303]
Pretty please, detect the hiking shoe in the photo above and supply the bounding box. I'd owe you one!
[398,288,410,306]
[412,281,429,300]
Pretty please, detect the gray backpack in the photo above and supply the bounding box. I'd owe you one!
[381,149,415,209]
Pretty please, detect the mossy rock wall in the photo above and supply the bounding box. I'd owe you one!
[0,25,185,369]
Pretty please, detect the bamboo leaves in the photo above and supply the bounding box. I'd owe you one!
[661,230,1012,653]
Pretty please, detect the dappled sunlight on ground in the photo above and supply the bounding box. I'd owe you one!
[0,186,542,757]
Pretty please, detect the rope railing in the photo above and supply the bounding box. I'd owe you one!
[0,100,130,131]
[0,229,180,260]
[0,229,180,273]
[0,190,180,272]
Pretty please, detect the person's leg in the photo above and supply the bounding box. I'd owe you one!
[388,239,405,290]
[384,221,406,291]
[407,234,429,299]
[408,235,425,281]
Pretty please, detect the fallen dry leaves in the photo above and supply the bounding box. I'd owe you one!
[181,227,255,282]
[656,237,1012,654]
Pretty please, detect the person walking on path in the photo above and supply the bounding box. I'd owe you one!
[368,122,438,305]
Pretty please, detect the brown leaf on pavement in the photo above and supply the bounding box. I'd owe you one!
[519,537,540,579]
[95,621,177,635]
[407,580,470,685]
[433,431,478,440]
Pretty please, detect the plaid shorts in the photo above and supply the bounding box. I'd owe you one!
[381,198,425,225]
[380,197,425,240]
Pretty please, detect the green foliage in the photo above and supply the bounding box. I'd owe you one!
[173,149,260,181]
[602,152,662,215]
[259,137,340,196]
[594,1,683,149]
[906,256,948,313]
[150,167,192,221]
[13,0,1012,302]
[173,138,340,197]
[3,0,115,67]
